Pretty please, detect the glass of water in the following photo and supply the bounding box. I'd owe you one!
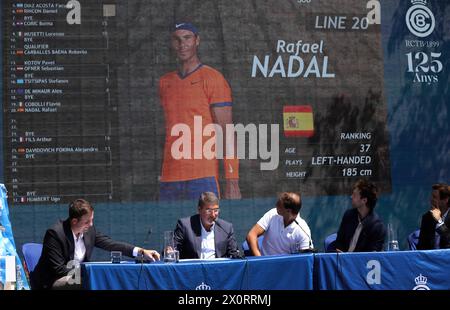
[290,241,302,254]
[164,248,178,263]
[163,231,178,263]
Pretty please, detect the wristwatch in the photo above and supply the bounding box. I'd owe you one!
[437,218,444,225]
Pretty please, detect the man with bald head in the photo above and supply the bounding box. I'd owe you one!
[246,192,314,256]
[158,22,241,201]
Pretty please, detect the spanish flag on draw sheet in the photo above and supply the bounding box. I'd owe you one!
[283,105,314,137]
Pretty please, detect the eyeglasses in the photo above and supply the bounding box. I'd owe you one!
[204,208,220,214]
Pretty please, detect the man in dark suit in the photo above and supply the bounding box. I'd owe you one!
[31,198,160,289]
[417,183,450,250]
[335,179,386,252]
[173,192,239,259]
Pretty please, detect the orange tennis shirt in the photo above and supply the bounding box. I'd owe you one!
[159,65,235,182]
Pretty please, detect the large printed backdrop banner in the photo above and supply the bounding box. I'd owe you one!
[122,0,392,201]
[3,0,392,203]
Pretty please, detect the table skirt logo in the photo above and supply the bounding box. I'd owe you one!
[366,260,381,285]
[195,282,211,290]
[405,0,435,38]
[412,274,430,290]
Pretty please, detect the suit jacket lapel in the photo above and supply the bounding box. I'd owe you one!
[356,212,375,250]
[192,215,202,258]
[63,219,75,260]
[214,222,222,258]
[83,227,94,261]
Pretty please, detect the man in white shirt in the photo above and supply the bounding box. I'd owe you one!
[31,199,160,289]
[246,192,313,256]
[173,192,239,259]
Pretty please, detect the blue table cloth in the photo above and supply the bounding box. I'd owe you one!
[82,254,315,290]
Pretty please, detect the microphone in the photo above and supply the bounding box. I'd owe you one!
[144,227,152,245]
[213,220,224,232]
[137,227,153,263]
[137,228,152,287]
[293,219,316,253]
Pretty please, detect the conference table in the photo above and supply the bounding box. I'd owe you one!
[314,249,450,290]
[82,249,450,290]
[82,254,315,290]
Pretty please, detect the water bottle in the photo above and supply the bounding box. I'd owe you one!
[388,240,399,251]
[387,223,400,251]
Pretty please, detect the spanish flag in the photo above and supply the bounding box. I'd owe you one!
[283,105,314,137]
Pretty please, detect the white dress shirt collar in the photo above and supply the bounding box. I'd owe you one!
[200,219,216,259]
[71,230,86,263]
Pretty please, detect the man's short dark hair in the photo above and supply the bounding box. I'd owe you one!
[277,192,302,214]
[198,192,219,209]
[432,183,450,201]
[353,179,378,210]
[69,198,93,220]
